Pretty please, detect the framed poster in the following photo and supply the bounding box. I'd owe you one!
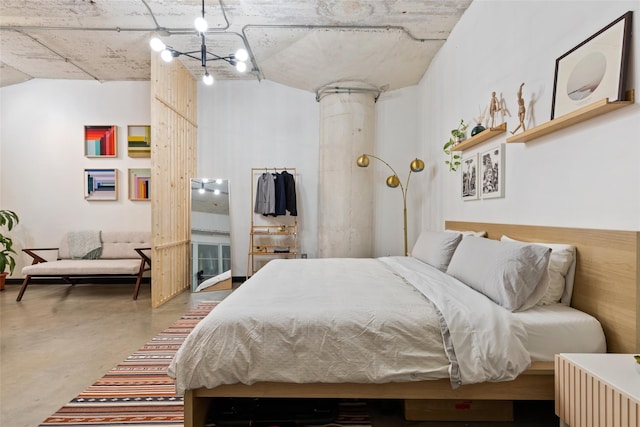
[461,153,479,201]
[84,168,117,201]
[480,144,504,199]
[128,168,151,201]
[84,125,117,157]
[551,11,632,119]
[127,125,151,158]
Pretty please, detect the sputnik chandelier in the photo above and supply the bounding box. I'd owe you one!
[149,0,249,86]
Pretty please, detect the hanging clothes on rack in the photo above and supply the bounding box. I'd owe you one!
[281,170,297,216]
[254,172,275,215]
[272,172,287,216]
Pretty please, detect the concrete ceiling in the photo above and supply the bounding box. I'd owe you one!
[191,179,229,215]
[0,0,472,94]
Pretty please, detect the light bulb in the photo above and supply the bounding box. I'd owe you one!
[202,178,209,183]
[202,72,214,86]
[198,188,205,194]
[215,179,223,184]
[194,16,208,33]
[149,37,165,52]
[160,49,173,62]
[213,189,221,195]
[235,48,249,62]
[235,61,247,73]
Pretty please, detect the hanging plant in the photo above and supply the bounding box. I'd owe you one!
[443,119,468,172]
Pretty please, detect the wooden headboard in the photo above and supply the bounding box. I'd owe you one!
[446,221,639,354]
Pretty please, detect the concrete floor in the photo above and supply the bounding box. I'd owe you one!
[0,282,559,427]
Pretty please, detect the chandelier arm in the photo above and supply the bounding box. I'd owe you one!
[179,52,202,61]
[204,51,234,63]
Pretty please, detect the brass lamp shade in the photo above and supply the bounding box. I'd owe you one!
[410,158,425,172]
[386,175,400,188]
[356,154,370,167]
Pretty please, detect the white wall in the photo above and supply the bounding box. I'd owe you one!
[373,87,424,257]
[197,80,319,276]
[0,80,151,276]
[419,0,640,232]
[3,1,638,280]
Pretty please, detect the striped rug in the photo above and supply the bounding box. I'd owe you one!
[39,301,371,427]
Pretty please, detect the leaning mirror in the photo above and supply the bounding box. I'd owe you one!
[190,178,232,292]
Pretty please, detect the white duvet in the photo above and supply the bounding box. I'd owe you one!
[168,257,531,395]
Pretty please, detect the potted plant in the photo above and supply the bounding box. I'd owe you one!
[443,119,468,172]
[0,210,19,290]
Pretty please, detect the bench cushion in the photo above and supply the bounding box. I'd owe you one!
[58,231,150,259]
[22,259,143,276]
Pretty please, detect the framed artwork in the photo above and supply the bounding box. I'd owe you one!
[127,125,151,158]
[84,168,117,201]
[551,11,632,119]
[480,144,504,199]
[461,153,479,201]
[84,125,117,157]
[128,168,151,201]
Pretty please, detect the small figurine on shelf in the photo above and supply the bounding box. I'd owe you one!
[471,106,487,136]
[488,91,504,128]
[510,82,527,135]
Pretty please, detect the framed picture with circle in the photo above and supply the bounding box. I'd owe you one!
[551,11,632,119]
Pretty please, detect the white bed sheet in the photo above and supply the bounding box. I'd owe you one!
[513,303,606,361]
[169,257,533,395]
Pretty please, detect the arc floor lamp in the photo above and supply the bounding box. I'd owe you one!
[356,154,425,256]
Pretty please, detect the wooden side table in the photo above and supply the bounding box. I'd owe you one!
[555,353,639,427]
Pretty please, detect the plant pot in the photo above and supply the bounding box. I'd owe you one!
[471,124,486,136]
[0,272,6,291]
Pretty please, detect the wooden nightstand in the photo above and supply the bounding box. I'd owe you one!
[555,353,640,427]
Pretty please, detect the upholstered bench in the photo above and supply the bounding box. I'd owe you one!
[17,231,151,301]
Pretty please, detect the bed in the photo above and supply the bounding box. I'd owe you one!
[173,222,639,427]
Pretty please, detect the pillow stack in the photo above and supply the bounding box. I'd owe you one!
[446,237,551,312]
[410,230,561,312]
[500,235,576,305]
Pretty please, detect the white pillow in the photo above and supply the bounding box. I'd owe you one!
[501,235,576,305]
[445,229,487,238]
[411,230,462,271]
[446,237,551,312]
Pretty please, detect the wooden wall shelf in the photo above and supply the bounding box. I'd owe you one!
[454,122,507,152]
[507,89,635,144]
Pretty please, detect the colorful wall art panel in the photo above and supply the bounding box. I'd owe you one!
[84,168,118,201]
[127,125,151,158]
[85,125,117,157]
[128,168,151,201]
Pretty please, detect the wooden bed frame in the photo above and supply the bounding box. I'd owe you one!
[183,222,639,427]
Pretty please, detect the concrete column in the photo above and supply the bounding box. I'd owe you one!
[317,85,377,258]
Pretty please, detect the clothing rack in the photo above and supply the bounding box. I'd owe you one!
[247,167,298,279]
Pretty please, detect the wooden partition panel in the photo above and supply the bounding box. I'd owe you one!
[446,221,640,354]
[150,54,197,307]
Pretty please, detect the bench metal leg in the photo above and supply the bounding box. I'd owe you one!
[16,276,31,301]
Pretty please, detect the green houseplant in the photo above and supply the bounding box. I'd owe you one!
[443,119,468,172]
[0,210,20,281]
